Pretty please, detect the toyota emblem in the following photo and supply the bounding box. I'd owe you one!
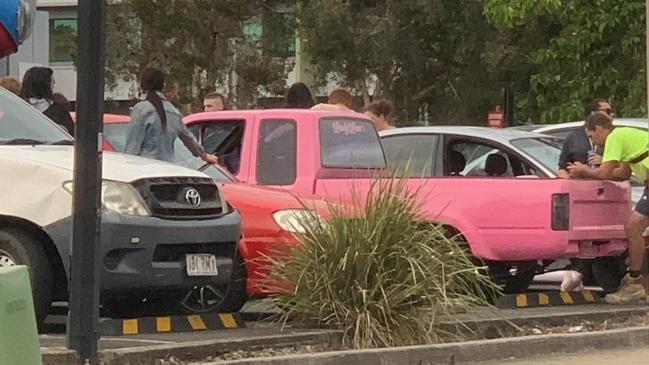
[185,188,201,207]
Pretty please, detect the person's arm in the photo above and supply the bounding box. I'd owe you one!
[177,122,219,164]
[124,105,147,156]
[568,160,619,179]
[557,169,571,178]
[612,162,632,181]
[570,130,626,180]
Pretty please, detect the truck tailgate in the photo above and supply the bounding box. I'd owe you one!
[568,179,630,240]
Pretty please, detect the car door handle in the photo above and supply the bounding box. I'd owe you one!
[597,187,605,196]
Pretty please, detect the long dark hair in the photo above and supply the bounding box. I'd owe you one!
[140,67,167,128]
[20,67,54,100]
[285,82,315,109]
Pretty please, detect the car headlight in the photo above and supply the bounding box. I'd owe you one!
[217,185,232,214]
[272,209,324,233]
[63,180,151,216]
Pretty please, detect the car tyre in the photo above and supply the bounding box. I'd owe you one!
[591,256,626,293]
[0,227,54,328]
[488,261,536,294]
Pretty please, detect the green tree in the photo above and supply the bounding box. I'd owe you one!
[296,0,523,125]
[485,0,647,122]
[105,0,292,110]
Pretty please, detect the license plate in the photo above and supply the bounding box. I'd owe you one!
[186,254,218,276]
[578,241,598,257]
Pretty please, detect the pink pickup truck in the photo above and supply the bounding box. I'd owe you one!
[184,109,630,291]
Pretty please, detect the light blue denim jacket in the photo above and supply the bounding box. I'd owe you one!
[124,92,204,162]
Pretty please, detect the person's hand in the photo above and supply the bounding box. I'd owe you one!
[588,154,603,166]
[202,153,219,165]
[557,169,571,179]
[567,161,587,177]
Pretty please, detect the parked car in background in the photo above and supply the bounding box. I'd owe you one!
[182,110,631,293]
[510,118,647,140]
[510,119,647,204]
[0,89,241,326]
[95,115,332,307]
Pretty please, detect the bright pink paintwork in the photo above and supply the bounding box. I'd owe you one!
[185,109,631,262]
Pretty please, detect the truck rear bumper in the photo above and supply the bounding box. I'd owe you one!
[471,229,628,261]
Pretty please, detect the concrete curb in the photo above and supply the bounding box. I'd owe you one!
[42,331,342,365]
[438,306,649,339]
[203,326,649,365]
[41,347,78,365]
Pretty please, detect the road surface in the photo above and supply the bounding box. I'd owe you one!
[476,346,649,364]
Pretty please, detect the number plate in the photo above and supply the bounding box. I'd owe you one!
[186,254,218,276]
[578,241,598,258]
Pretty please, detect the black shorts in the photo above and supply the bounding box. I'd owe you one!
[635,188,649,216]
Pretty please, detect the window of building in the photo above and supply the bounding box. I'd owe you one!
[50,18,78,63]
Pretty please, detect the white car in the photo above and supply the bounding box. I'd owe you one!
[511,118,647,139]
[0,88,241,326]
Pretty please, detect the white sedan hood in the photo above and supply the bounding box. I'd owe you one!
[0,146,208,182]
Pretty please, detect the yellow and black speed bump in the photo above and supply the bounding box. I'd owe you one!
[100,313,245,336]
[495,290,599,309]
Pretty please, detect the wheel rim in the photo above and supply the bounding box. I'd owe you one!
[0,250,16,267]
[179,284,227,313]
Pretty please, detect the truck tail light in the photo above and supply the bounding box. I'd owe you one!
[551,193,569,231]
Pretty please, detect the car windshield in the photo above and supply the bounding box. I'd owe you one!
[510,137,562,173]
[103,123,234,182]
[0,88,73,144]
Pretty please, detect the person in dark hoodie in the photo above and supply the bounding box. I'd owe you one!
[20,67,75,136]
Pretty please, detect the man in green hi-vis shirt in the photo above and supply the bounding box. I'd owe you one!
[569,111,649,305]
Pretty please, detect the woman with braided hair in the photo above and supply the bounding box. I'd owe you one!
[125,67,218,164]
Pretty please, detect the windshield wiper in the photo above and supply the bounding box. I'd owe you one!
[0,138,47,145]
[49,140,75,145]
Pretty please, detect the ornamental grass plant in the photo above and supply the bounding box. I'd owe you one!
[265,178,499,349]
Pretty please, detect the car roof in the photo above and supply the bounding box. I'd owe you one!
[70,112,130,123]
[184,109,369,123]
[103,114,130,123]
[517,118,648,133]
[379,126,549,143]
[508,124,544,132]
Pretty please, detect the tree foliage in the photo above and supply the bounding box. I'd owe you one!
[295,0,548,125]
[106,0,292,110]
[485,0,647,122]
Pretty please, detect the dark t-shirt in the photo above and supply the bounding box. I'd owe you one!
[44,103,75,136]
[558,128,599,170]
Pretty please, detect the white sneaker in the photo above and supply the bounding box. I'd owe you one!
[560,270,584,291]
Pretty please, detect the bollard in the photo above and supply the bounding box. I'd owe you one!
[0,265,42,365]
